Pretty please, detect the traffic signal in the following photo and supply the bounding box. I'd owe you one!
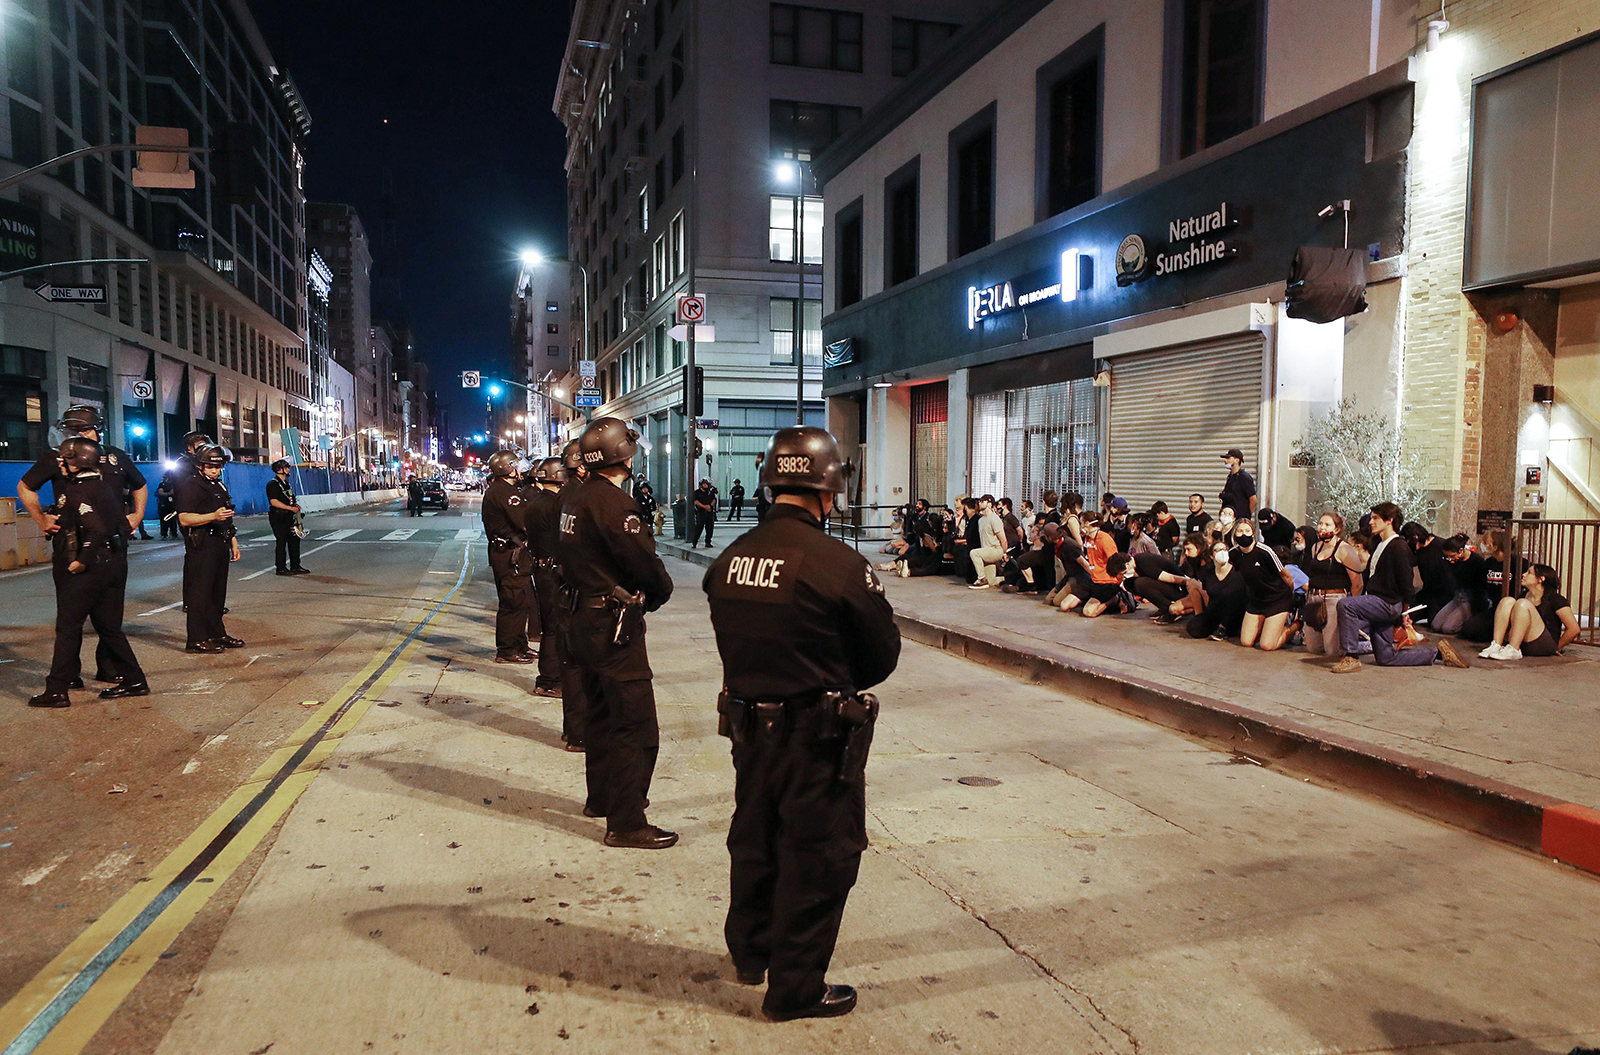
[681,364,704,418]
[692,437,704,459]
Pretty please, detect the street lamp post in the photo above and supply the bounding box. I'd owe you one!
[775,161,807,425]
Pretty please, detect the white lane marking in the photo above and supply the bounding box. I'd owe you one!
[319,529,358,541]
[166,678,227,696]
[82,850,134,882]
[181,760,201,775]
[240,539,343,580]
[381,529,417,541]
[135,600,182,616]
[454,528,481,541]
[239,565,280,582]
[21,852,70,886]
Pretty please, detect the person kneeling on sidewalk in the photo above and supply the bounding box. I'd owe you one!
[1331,502,1468,673]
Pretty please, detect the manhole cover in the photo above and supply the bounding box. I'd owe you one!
[957,776,1001,787]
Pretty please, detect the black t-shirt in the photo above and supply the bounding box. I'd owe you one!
[1106,520,1131,553]
[1219,470,1256,517]
[1412,538,1455,606]
[1233,543,1294,608]
[1260,513,1295,549]
[1538,593,1571,643]
[266,477,297,518]
[1133,553,1181,580]
[22,443,146,506]
[1153,516,1181,552]
[1186,511,1212,535]
[1201,565,1246,601]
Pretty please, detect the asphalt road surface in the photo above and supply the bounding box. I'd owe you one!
[2,495,1597,1055]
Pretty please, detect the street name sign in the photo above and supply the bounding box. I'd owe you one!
[668,324,714,343]
[34,283,107,303]
[575,394,603,408]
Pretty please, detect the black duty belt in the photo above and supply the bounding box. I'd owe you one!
[183,525,231,538]
[532,556,557,568]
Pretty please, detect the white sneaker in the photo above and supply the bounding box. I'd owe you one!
[1498,646,1523,661]
[968,581,991,589]
[897,562,909,578]
[1478,644,1500,658]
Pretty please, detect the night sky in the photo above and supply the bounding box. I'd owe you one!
[251,0,573,439]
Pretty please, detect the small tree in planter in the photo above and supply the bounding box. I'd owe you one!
[1292,397,1444,526]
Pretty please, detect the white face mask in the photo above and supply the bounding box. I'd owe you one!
[1212,550,1231,567]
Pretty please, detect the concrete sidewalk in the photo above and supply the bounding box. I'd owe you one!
[659,529,1600,869]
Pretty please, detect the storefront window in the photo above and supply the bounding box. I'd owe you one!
[971,378,1099,506]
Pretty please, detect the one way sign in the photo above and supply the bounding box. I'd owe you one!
[35,283,107,303]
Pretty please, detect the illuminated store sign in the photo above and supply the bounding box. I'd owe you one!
[968,248,1091,329]
[1118,202,1243,285]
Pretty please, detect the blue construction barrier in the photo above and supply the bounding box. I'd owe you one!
[1,460,369,520]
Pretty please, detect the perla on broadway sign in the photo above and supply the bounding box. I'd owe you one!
[967,248,1089,329]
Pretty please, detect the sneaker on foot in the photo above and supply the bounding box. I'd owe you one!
[897,562,909,578]
[1329,656,1363,674]
[1436,639,1471,668]
[968,581,991,589]
[1478,644,1500,658]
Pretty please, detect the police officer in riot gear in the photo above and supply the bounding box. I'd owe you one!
[177,431,213,478]
[559,417,675,848]
[526,457,567,701]
[267,459,309,575]
[704,426,900,1022]
[554,435,591,747]
[176,444,242,653]
[18,405,150,685]
[483,449,535,664]
[28,439,150,708]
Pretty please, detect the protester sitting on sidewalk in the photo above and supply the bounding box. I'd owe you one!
[1043,519,1089,606]
[1230,518,1300,651]
[1428,536,1475,635]
[1058,517,1121,613]
[969,495,1008,589]
[1039,490,1062,525]
[1300,513,1364,658]
[1331,503,1469,673]
[1256,507,1296,550]
[1066,552,1137,618]
[1401,522,1457,629]
[1459,529,1528,643]
[1480,563,1580,660]
[1150,501,1181,554]
[1104,496,1132,552]
[1060,492,1086,546]
[951,497,979,583]
[1186,494,1212,536]
[1131,548,1193,622]
[1184,540,1248,640]
[1019,499,1036,526]
[1126,514,1159,556]
[1003,521,1060,594]
[998,498,1025,556]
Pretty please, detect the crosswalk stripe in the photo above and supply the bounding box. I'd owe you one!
[319,529,358,541]
[380,529,416,541]
[454,527,481,541]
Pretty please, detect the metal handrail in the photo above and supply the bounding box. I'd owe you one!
[1505,518,1600,646]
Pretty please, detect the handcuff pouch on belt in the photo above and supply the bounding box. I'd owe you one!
[716,690,880,784]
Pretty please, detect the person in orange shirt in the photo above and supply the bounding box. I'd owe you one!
[1058,517,1124,615]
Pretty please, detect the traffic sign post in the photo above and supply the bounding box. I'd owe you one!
[676,294,706,325]
[131,380,154,400]
[462,371,480,389]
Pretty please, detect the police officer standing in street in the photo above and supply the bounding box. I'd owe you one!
[176,445,242,653]
[560,417,676,848]
[482,450,535,664]
[28,439,151,708]
[267,459,309,575]
[176,431,213,479]
[703,426,900,1022]
[18,405,150,687]
[553,436,591,748]
[525,457,567,703]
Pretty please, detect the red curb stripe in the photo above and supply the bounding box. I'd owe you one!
[1542,803,1600,875]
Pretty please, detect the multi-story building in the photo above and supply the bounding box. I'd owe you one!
[510,256,573,459]
[820,0,1419,525]
[0,0,312,465]
[554,0,997,504]
[365,318,395,476]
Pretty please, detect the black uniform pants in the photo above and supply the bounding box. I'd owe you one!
[730,497,744,520]
[270,514,301,571]
[556,593,588,744]
[488,548,532,655]
[48,553,144,694]
[690,508,715,546]
[532,564,563,690]
[726,706,866,1014]
[184,534,231,645]
[408,493,423,516]
[571,608,658,833]
[158,498,177,537]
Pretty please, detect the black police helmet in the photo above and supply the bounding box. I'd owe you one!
[58,437,102,473]
[758,426,846,495]
[533,457,566,485]
[561,437,584,471]
[182,431,213,454]
[271,458,292,472]
[194,444,228,469]
[487,450,520,479]
[577,417,638,470]
[58,404,104,432]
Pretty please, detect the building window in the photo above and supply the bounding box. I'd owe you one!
[949,105,995,259]
[771,4,863,72]
[1174,0,1264,159]
[836,200,864,308]
[1037,30,1102,220]
[671,38,685,96]
[884,158,919,288]
[769,297,822,366]
[549,345,561,357]
[670,213,685,277]
[653,235,667,292]
[768,195,823,264]
[770,99,863,161]
[672,126,685,184]
[891,18,959,78]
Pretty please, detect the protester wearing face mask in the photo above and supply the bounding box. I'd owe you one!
[1299,513,1365,657]
[1230,519,1300,650]
[1130,539,1197,623]
[1057,517,1120,613]
[1184,540,1247,640]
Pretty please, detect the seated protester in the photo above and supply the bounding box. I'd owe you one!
[1429,536,1474,635]
[1043,519,1090,606]
[1039,490,1062,526]
[1277,546,1309,592]
[1480,563,1580,660]
[1400,521,1456,628]
[1185,493,1213,536]
[969,494,1008,589]
[1072,552,1139,618]
[1292,525,1312,564]
[1058,518,1122,614]
[998,497,1025,556]
[1131,547,1192,623]
[1257,507,1296,550]
[1126,513,1160,556]
[1215,506,1239,542]
[1104,496,1132,552]
[1299,513,1365,658]
[960,497,984,583]
[901,531,945,578]
[1184,539,1248,640]
[1150,501,1182,554]
[1331,502,1470,673]
[1231,519,1300,651]
[1460,529,1527,642]
[1019,499,1036,526]
[1004,521,1060,594]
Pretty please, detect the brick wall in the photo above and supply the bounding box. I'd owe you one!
[1403,0,1600,531]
